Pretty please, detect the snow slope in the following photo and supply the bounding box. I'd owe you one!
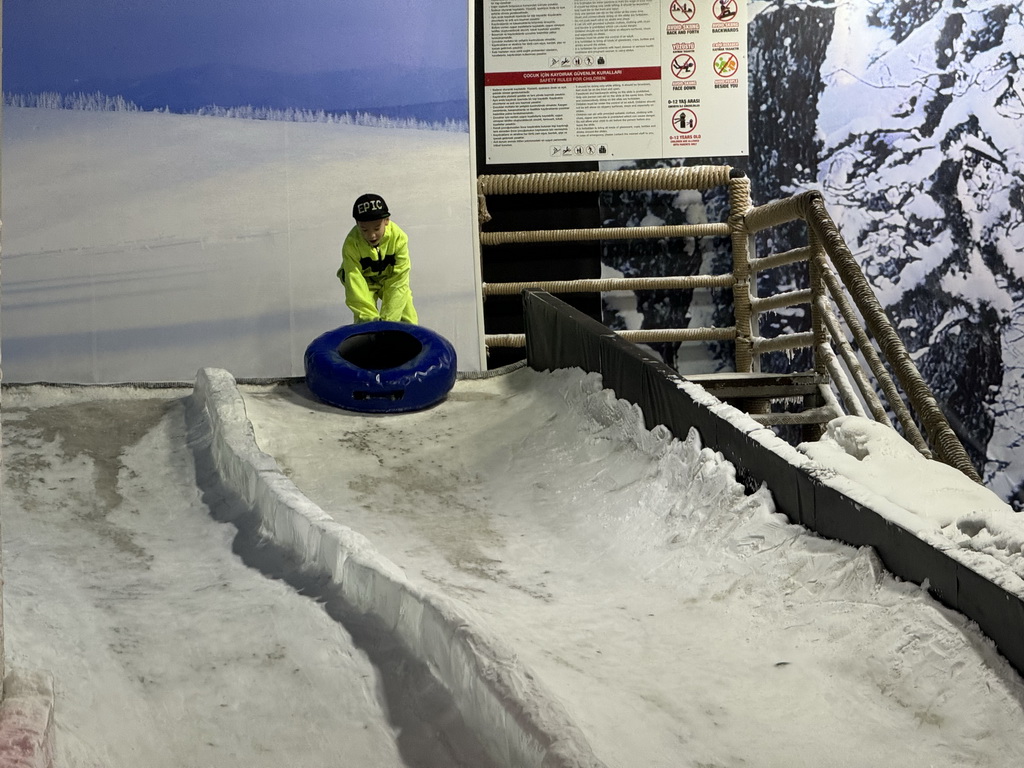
[5,367,1024,766]
[240,366,1024,768]
[1,387,417,767]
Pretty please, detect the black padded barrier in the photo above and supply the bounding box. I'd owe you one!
[521,290,1024,678]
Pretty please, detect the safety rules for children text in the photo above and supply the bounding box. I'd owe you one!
[482,0,749,164]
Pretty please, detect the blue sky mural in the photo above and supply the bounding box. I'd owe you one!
[4,0,470,120]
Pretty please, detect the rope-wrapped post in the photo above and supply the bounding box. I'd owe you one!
[727,170,755,372]
[815,293,888,422]
[802,192,981,483]
[808,228,829,377]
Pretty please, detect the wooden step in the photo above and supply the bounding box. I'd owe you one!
[749,405,838,426]
[686,372,841,439]
[685,372,830,399]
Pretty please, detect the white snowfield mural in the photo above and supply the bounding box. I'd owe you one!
[1,106,480,381]
[0,0,480,381]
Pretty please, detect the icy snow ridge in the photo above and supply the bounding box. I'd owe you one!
[190,367,607,768]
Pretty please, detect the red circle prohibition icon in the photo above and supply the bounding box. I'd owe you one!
[713,0,738,21]
[713,52,739,78]
[671,54,696,79]
[669,0,696,24]
[672,108,697,134]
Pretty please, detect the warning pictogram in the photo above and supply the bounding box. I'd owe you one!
[713,52,739,78]
[670,54,696,79]
[672,108,698,134]
[669,0,696,24]
[713,0,738,22]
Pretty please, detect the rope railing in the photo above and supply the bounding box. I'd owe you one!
[749,288,813,314]
[742,192,936,459]
[478,166,736,224]
[816,329,869,419]
[475,167,980,483]
[751,331,816,354]
[743,189,975,478]
[814,295,886,421]
[482,274,733,297]
[749,245,814,272]
[477,165,746,356]
[799,192,979,481]
[817,261,927,447]
[485,325,737,349]
[743,194,808,232]
[477,166,735,196]
[480,222,730,246]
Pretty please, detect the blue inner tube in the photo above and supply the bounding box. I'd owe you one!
[304,321,458,413]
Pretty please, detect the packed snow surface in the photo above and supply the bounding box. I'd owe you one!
[1,387,412,767]
[242,366,1024,767]
[3,366,1024,767]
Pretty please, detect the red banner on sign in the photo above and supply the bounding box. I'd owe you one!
[484,66,661,87]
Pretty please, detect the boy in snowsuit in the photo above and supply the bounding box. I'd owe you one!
[337,193,418,324]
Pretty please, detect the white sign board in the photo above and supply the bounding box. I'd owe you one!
[483,0,748,164]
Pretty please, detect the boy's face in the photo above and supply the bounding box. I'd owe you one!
[357,217,389,247]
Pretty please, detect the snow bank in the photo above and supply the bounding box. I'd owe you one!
[190,367,606,768]
[801,416,1024,596]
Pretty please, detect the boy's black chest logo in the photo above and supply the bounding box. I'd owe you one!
[360,252,397,273]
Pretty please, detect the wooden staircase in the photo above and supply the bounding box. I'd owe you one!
[475,167,980,482]
[685,372,842,442]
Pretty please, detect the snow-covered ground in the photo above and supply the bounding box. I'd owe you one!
[1,386,420,767]
[0,107,481,382]
[5,366,1024,768]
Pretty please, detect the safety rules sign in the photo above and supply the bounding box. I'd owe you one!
[482,0,749,164]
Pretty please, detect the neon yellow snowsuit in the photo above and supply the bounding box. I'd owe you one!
[337,220,418,324]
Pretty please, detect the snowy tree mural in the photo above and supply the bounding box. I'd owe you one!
[818,0,1023,508]
[602,0,1024,509]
